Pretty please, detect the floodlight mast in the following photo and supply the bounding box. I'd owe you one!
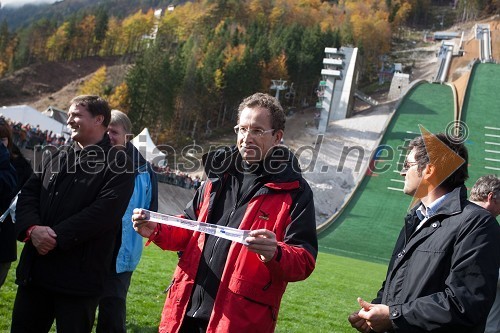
[270,79,287,100]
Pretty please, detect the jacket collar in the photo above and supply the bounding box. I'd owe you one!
[71,133,111,154]
[202,145,303,185]
[409,185,467,219]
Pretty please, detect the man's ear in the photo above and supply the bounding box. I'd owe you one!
[95,115,104,126]
[486,192,495,204]
[274,129,284,145]
[423,163,435,180]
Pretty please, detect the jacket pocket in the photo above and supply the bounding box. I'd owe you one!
[216,287,279,332]
[228,274,285,308]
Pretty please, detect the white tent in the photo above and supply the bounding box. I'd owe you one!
[0,105,68,136]
[42,106,68,127]
[132,128,166,165]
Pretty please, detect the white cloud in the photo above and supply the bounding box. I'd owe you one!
[1,0,58,8]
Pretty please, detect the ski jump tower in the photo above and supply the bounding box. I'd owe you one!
[316,47,359,134]
[476,23,493,63]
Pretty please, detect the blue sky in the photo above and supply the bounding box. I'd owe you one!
[1,0,58,8]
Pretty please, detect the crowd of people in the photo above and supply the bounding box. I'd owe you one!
[1,115,202,191]
[0,92,498,333]
[154,165,202,190]
[8,121,67,149]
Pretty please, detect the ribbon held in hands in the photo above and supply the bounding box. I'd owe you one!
[140,210,250,245]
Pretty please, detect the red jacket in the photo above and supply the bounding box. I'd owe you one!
[149,146,317,333]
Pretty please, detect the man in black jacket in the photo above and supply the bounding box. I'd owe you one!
[0,119,33,289]
[11,95,135,333]
[469,174,500,333]
[349,132,500,333]
[0,132,17,288]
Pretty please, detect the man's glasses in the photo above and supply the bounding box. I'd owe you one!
[402,160,419,170]
[234,126,274,137]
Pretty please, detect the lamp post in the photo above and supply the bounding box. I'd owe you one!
[270,79,287,100]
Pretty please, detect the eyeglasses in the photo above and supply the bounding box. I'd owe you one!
[402,160,419,170]
[234,126,274,137]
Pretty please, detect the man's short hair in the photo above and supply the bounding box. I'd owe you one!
[110,110,132,135]
[237,93,286,132]
[470,174,500,202]
[70,95,111,127]
[408,132,469,191]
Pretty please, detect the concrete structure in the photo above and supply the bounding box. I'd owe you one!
[433,31,461,40]
[388,72,410,100]
[476,24,493,63]
[434,41,454,83]
[316,47,360,134]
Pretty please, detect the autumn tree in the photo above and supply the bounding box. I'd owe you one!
[100,17,121,56]
[46,22,71,61]
[345,0,392,80]
[108,82,130,112]
[73,15,97,58]
[0,20,10,77]
[389,0,412,38]
[13,18,56,68]
[79,66,108,96]
[120,9,155,54]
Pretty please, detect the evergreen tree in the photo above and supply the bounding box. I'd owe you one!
[94,7,109,53]
[0,20,9,54]
[126,43,175,135]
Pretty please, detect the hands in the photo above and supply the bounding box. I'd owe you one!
[132,208,157,238]
[348,310,372,333]
[348,297,392,333]
[30,226,57,255]
[245,229,277,262]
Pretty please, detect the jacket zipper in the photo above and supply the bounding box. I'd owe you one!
[192,181,258,318]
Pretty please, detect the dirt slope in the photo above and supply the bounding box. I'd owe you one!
[0,56,126,109]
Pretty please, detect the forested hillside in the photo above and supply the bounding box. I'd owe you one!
[0,0,498,145]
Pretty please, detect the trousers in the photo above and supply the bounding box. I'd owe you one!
[96,271,133,333]
[11,284,99,333]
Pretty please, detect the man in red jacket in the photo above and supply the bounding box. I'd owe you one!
[133,92,318,333]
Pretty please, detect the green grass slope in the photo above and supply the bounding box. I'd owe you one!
[319,83,455,263]
[460,63,500,188]
[0,245,386,332]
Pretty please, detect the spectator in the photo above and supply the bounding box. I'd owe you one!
[96,110,159,333]
[0,119,33,288]
[133,92,317,333]
[0,120,18,289]
[11,95,135,333]
[349,133,499,333]
[470,174,500,333]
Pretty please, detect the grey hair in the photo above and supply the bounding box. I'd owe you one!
[110,110,132,135]
[470,174,500,202]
